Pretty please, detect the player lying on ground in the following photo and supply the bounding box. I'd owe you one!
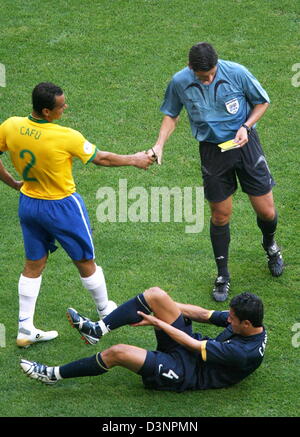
[20,287,267,392]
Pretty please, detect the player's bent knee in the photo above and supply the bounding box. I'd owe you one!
[106,344,130,365]
[74,259,97,277]
[23,256,47,277]
[144,287,168,303]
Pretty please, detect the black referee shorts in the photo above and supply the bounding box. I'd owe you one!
[199,128,275,203]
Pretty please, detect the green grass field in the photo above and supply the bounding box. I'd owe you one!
[0,0,299,419]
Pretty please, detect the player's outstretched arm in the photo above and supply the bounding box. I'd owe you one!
[92,150,155,170]
[137,311,205,353]
[151,115,179,165]
[174,302,213,323]
[0,159,23,191]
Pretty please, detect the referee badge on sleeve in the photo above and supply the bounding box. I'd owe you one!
[225,98,239,114]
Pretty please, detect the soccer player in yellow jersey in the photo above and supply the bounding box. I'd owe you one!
[0,82,155,347]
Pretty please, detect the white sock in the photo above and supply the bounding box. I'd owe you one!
[98,319,110,335]
[52,367,62,380]
[80,266,108,312]
[18,274,42,332]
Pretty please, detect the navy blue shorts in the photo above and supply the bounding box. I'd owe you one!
[199,128,275,202]
[18,192,95,261]
[140,315,199,392]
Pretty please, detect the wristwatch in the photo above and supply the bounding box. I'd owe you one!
[242,124,251,134]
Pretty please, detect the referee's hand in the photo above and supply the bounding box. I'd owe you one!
[146,145,162,165]
[234,127,249,147]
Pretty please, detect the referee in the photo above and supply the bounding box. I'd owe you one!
[152,42,283,302]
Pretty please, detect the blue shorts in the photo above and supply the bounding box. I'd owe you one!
[140,315,199,392]
[18,192,95,261]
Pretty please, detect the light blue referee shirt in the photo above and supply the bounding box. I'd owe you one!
[160,60,270,144]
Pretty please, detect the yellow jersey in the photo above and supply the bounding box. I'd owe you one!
[0,115,97,199]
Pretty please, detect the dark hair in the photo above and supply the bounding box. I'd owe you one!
[188,42,218,72]
[32,82,63,116]
[230,292,264,327]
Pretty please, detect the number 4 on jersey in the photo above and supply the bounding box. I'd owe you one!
[159,364,179,380]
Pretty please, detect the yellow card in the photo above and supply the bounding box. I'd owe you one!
[218,139,239,152]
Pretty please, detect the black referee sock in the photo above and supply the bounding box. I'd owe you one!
[101,293,152,332]
[59,352,108,379]
[257,212,277,248]
[210,220,230,279]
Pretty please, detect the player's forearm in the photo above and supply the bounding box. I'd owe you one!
[92,151,153,169]
[0,160,22,190]
[153,317,202,352]
[93,151,135,167]
[175,302,212,323]
[244,102,269,128]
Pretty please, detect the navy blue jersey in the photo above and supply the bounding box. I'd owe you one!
[140,313,267,392]
[160,60,270,143]
[195,311,268,389]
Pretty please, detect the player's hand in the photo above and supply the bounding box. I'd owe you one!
[14,180,23,191]
[234,127,249,148]
[131,311,159,328]
[133,151,156,170]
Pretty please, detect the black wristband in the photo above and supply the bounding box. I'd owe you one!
[242,124,251,134]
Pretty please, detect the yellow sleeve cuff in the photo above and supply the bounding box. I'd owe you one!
[86,147,98,164]
[200,340,208,362]
[207,310,214,320]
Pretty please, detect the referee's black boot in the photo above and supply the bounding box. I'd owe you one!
[262,241,284,277]
[212,276,230,302]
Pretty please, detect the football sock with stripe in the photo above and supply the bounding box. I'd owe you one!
[257,212,278,248]
[100,293,152,333]
[210,220,230,278]
[58,352,108,379]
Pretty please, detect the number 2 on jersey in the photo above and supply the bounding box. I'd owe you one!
[20,149,38,181]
